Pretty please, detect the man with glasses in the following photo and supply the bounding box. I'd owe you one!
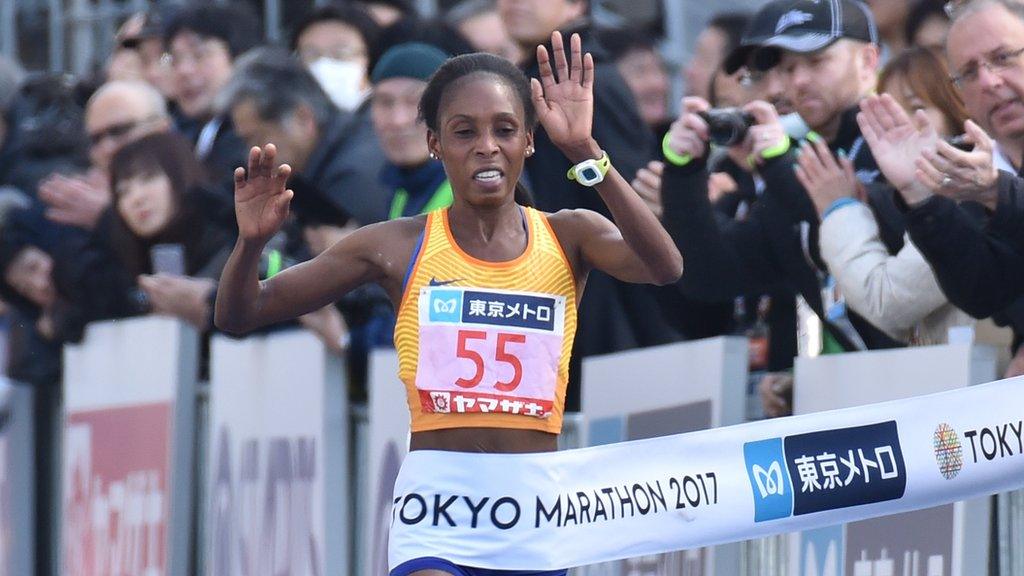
[38,80,170,231]
[857,0,1024,373]
[944,0,1024,173]
[164,4,259,186]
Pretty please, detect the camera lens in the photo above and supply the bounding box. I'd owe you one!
[699,109,755,147]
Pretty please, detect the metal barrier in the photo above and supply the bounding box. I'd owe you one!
[61,316,199,576]
[0,379,34,576]
[999,490,1024,576]
[206,329,349,576]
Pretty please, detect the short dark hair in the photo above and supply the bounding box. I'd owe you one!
[218,47,336,130]
[377,17,475,57]
[0,204,56,314]
[107,131,218,277]
[109,131,206,209]
[596,26,659,61]
[419,52,537,207]
[708,12,751,56]
[418,52,536,132]
[290,3,383,73]
[163,3,261,59]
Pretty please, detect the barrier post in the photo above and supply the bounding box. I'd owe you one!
[206,329,348,576]
[0,379,34,576]
[359,350,409,576]
[61,316,199,576]
[578,336,749,575]
[790,344,999,576]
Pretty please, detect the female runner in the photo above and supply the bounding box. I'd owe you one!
[215,32,683,576]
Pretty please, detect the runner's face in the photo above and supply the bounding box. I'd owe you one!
[429,74,532,208]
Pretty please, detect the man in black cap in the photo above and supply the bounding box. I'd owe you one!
[722,0,880,159]
[659,0,907,377]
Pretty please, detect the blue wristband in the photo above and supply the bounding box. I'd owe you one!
[821,197,861,220]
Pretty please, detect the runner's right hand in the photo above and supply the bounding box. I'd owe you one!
[233,144,293,244]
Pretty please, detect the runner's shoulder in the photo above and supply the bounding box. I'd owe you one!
[544,208,609,241]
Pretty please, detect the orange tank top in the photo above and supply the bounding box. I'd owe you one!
[394,206,578,433]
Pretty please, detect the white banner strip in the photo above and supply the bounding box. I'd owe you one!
[388,377,1024,571]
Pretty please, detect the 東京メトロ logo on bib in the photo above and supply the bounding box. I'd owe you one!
[744,421,907,522]
[427,289,462,323]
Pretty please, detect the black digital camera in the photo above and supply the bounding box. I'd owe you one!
[698,108,756,146]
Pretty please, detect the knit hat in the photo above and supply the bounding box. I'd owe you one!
[371,42,449,84]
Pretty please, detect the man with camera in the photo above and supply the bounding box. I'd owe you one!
[660,0,909,365]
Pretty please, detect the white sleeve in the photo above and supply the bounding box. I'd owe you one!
[819,202,950,338]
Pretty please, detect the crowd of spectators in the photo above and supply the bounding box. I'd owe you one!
[5,0,1024,570]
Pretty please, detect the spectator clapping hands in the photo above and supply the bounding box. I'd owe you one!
[794,138,863,218]
[859,94,1002,209]
[631,160,664,218]
[38,169,111,230]
[857,93,940,205]
[916,119,999,209]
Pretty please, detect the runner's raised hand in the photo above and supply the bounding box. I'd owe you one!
[233,144,294,244]
[531,31,597,162]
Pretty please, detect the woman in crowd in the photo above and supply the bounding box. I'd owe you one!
[215,33,681,575]
[109,131,348,351]
[795,46,975,345]
[106,131,235,329]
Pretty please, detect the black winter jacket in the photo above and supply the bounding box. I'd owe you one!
[661,106,904,351]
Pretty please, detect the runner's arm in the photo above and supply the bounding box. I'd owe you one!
[215,221,393,334]
[575,157,684,285]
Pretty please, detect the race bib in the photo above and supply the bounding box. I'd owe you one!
[415,286,566,418]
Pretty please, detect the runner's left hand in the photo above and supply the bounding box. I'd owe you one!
[531,31,599,163]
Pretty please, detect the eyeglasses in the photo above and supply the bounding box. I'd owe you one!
[950,46,1024,88]
[168,40,227,69]
[88,116,160,147]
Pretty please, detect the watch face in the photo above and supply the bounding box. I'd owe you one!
[581,167,599,181]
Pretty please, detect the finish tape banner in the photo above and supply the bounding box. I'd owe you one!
[388,377,1024,571]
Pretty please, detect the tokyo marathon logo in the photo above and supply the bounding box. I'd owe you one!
[933,423,964,480]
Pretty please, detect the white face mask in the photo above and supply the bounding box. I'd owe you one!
[308,58,368,112]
